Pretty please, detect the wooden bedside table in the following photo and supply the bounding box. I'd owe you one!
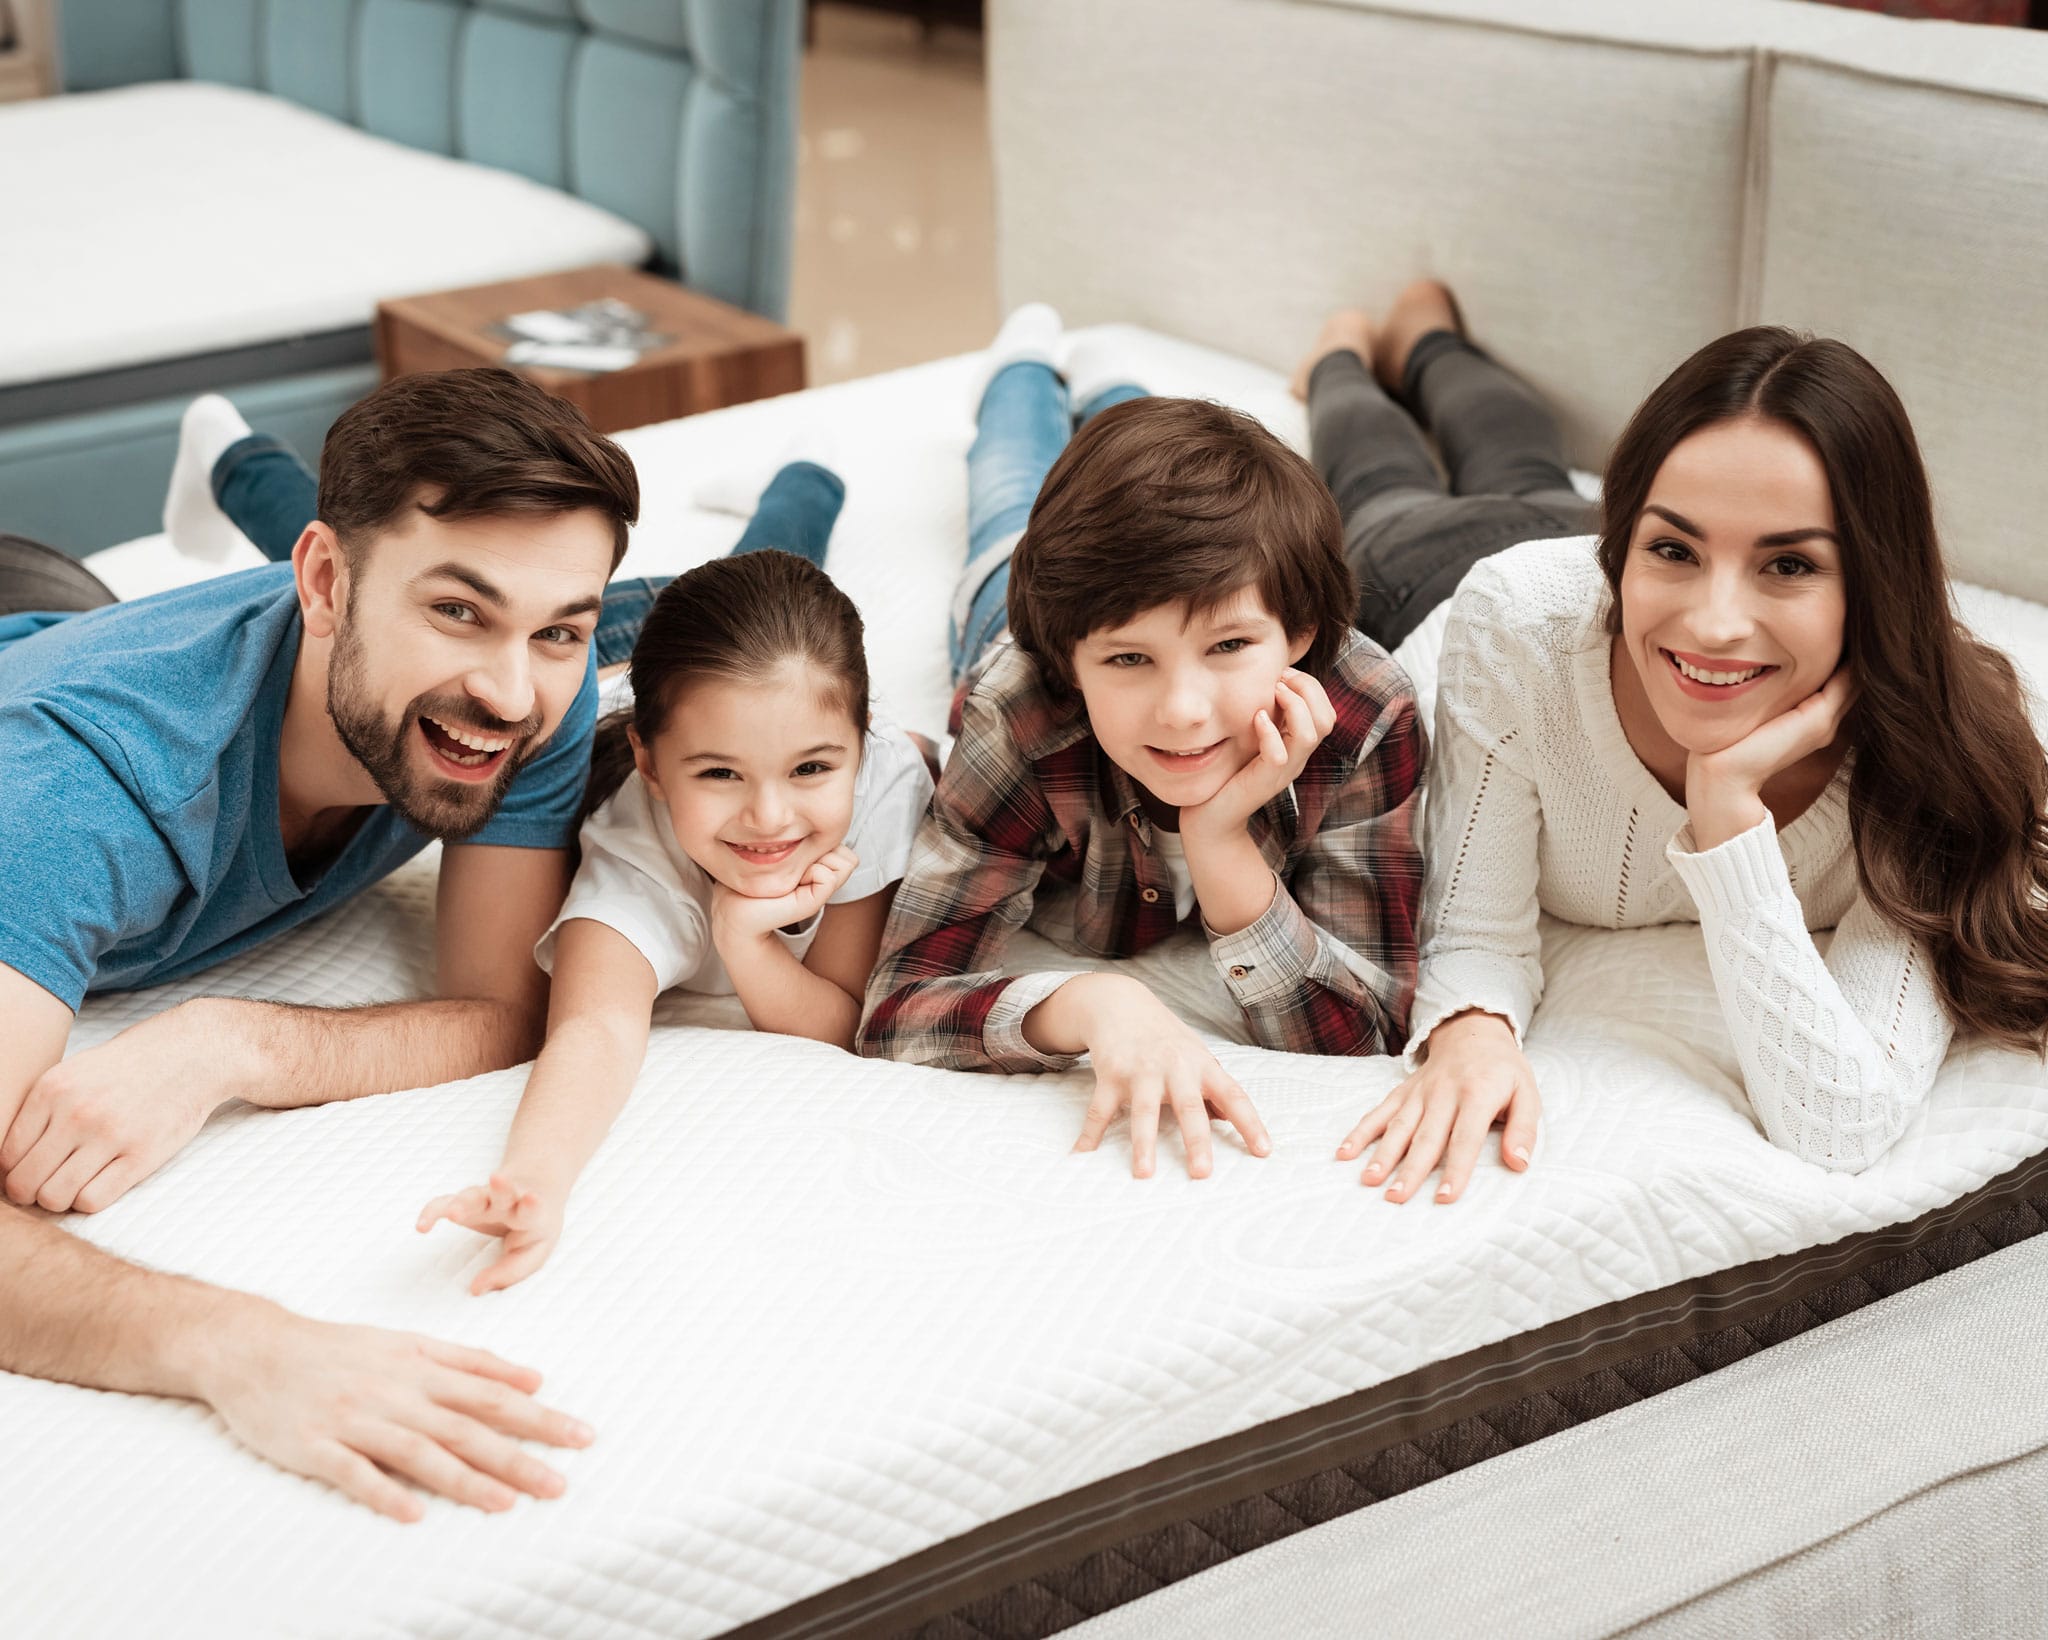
[375,264,806,434]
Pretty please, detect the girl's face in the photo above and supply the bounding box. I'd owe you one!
[632,661,863,899]
[1616,416,1848,756]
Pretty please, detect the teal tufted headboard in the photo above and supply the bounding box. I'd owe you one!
[55,0,800,319]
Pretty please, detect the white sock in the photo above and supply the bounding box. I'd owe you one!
[163,395,256,561]
[1059,330,1143,413]
[694,426,843,518]
[968,302,1063,411]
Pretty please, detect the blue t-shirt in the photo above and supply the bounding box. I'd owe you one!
[0,563,597,1010]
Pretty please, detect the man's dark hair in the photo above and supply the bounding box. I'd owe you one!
[1007,396,1355,695]
[316,367,639,570]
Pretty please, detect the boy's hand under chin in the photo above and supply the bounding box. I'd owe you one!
[1178,670,1337,842]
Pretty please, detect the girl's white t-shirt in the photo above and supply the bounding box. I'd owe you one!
[534,717,934,995]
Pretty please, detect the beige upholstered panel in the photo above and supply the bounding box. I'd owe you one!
[1758,58,2048,601]
[989,0,1757,470]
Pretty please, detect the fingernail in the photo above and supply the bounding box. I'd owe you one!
[1436,1186,1453,1202]
[570,1420,595,1444]
[1512,1145,1531,1163]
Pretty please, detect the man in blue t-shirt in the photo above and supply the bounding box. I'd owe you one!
[0,369,639,1521]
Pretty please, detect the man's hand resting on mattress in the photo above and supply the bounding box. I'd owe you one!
[1336,1010,1540,1204]
[197,1299,594,1521]
[1,1000,229,1214]
[1028,973,1273,1179]
[417,1171,566,1294]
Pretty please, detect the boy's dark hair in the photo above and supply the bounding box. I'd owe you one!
[317,367,639,570]
[1007,397,1354,694]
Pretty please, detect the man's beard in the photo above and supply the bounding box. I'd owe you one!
[327,615,543,841]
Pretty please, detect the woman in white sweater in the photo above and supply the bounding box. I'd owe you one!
[1304,306,2048,1201]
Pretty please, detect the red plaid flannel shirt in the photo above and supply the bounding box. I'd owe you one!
[858,631,1424,1070]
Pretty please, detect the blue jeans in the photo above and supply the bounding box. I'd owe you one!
[212,437,845,670]
[956,364,1145,683]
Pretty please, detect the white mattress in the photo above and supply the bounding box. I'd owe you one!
[0,83,652,390]
[24,329,2048,1639]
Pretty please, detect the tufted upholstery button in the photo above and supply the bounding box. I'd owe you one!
[1140,887,1160,904]
[1227,964,1249,980]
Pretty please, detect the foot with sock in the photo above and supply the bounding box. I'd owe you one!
[694,427,844,519]
[970,302,1064,413]
[163,395,257,562]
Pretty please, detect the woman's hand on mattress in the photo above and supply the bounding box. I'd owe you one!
[193,1298,594,1523]
[0,999,234,1214]
[416,1171,566,1295]
[710,847,861,944]
[1179,670,1337,843]
[1684,667,1856,850]
[1336,1010,1539,1204]
[1061,974,1273,1179]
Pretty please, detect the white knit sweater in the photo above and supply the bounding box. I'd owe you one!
[1410,536,1951,1170]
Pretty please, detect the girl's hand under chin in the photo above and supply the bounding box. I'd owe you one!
[710,846,860,942]
[1684,668,1856,850]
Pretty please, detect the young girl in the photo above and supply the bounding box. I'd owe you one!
[416,532,934,1292]
[1297,301,2048,1199]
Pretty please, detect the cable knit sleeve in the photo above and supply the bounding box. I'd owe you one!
[1667,815,1951,1171]
[1405,576,1547,1066]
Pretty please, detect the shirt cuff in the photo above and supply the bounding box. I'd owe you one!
[1205,873,1322,1007]
[982,969,1090,1072]
[1403,983,1532,1070]
[1666,812,1791,923]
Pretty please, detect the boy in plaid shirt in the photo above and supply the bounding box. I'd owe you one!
[860,308,1424,1177]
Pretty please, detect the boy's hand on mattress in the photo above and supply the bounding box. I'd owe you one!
[710,847,860,943]
[1066,976,1273,1179]
[1180,671,1336,842]
[417,1171,566,1295]
[1685,667,1856,851]
[1336,1010,1539,1204]
[0,999,233,1214]
[194,1298,593,1522]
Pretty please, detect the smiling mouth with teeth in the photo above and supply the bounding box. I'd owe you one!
[419,713,516,769]
[1664,651,1775,688]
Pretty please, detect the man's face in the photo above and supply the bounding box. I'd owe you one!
[1071,587,1309,811]
[326,507,614,840]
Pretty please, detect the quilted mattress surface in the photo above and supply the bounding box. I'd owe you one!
[16,331,2048,1638]
[0,83,652,390]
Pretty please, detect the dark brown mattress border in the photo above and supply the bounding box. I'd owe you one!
[730,1141,2048,1640]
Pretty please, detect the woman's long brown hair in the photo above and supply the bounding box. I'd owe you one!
[582,549,870,822]
[1597,327,2048,1053]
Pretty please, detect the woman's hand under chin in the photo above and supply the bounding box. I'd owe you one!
[1684,668,1856,850]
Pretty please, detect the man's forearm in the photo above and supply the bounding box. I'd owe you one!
[205,995,543,1109]
[0,1203,243,1398]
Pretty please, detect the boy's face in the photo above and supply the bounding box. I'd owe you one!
[1072,587,1310,811]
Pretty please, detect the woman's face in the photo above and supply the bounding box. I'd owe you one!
[1616,416,1848,756]
[633,662,863,899]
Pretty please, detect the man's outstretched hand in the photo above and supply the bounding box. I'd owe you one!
[194,1298,595,1521]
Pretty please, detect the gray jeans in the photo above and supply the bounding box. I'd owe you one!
[1309,334,1595,652]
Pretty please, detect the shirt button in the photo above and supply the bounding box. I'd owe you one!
[1228,964,1249,980]
[1140,887,1160,904]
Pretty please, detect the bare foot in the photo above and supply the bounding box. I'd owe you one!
[1289,309,1375,402]
[1372,279,1463,394]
